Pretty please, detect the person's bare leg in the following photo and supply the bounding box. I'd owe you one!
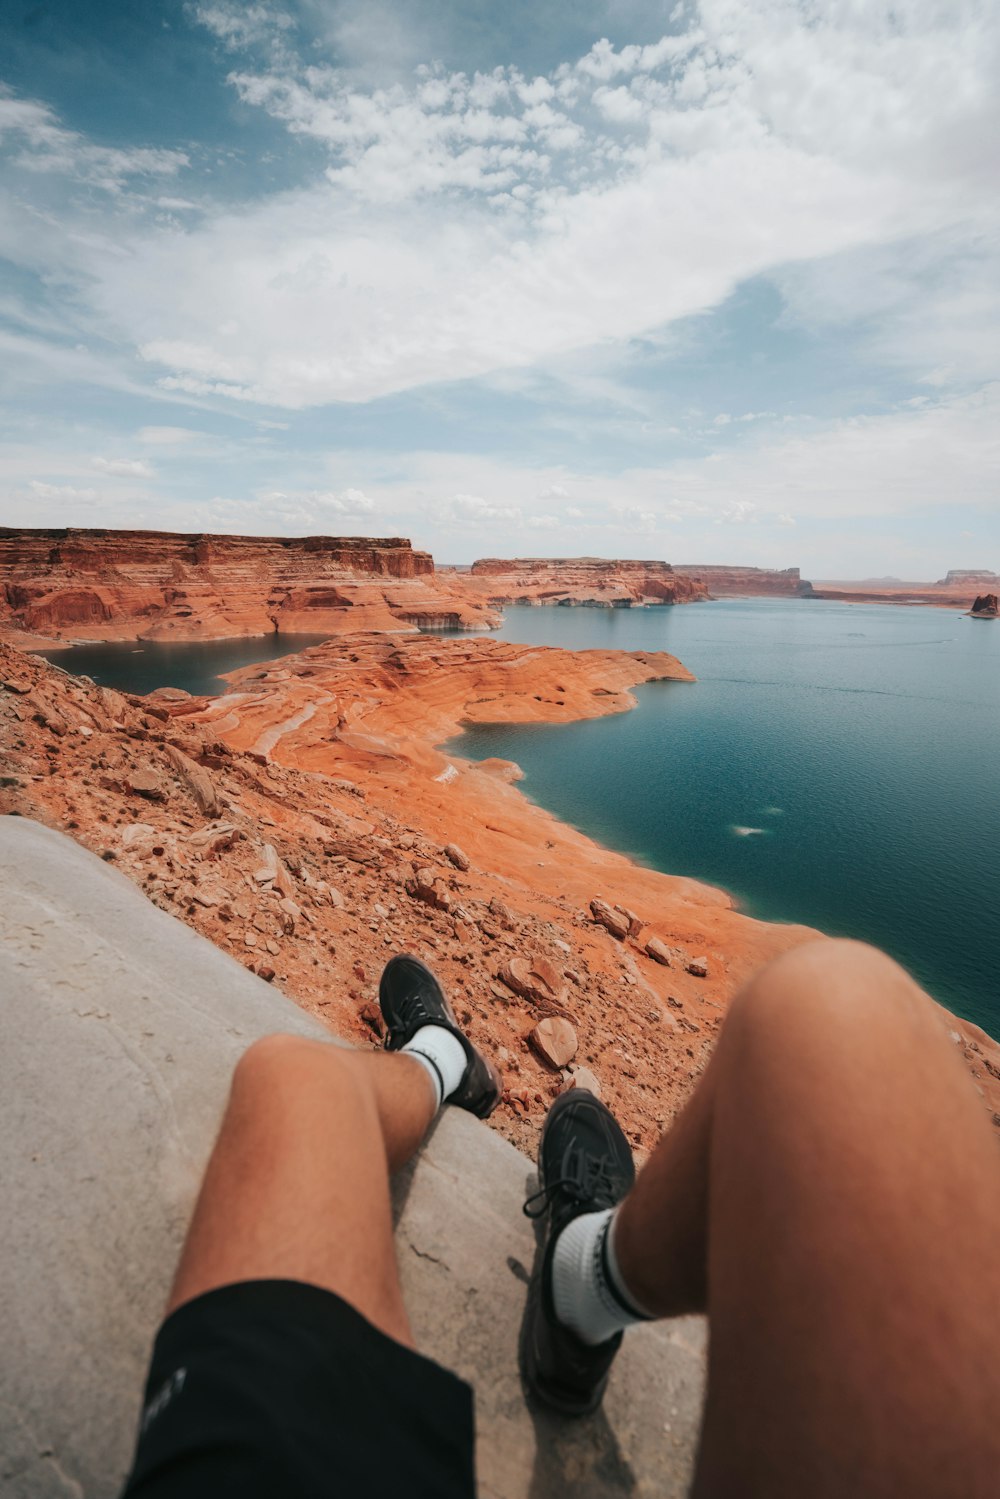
[166,1036,437,1347]
[612,939,1000,1497]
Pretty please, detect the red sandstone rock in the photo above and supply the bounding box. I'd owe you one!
[499,955,568,1011]
[686,956,709,978]
[645,937,673,966]
[465,556,707,607]
[673,565,813,597]
[591,898,630,940]
[0,527,499,645]
[444,843,470,871]
[970,594,999,618]
[529,1017,578,1070]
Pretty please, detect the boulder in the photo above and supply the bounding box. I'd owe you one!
[686,956,709,978]
[529,1018,578,1070]
[645,937,672,966]
[590,898,630,940]
[444,843,471,871]
[127,767,168,802]
[499,955,568,1010]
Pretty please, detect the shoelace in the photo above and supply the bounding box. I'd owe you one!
[523,1142,619,1220]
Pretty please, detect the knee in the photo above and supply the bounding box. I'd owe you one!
[729,938,933,1041]
[232,1033,354,1103]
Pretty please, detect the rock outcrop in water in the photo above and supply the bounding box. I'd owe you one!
[969,594,999,618]
[673,564,814,597]
[0,527,500,645]
[463,557,708,607]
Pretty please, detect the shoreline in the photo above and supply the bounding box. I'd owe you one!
[3,629,999,1150]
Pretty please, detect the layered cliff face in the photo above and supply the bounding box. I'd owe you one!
[0,527,499,644]
[463,557,708,606]
[673,565,814,597]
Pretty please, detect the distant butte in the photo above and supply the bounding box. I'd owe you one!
[969,593,999,619]
[457,556,709,607]
[0,527,501,647]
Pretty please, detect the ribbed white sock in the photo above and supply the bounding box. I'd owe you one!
[402,1025,467,1111]
[550,1206,655,1346]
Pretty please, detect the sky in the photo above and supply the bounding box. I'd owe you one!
[0,0,997,577]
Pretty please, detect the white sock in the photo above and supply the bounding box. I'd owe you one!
[550,1206,655,1346]
[402,1025,467,1111]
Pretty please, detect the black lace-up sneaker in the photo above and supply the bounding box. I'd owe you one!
[521,1088,636,1415]
[378,953,502,1119]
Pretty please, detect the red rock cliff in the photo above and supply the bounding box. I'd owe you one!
[673,565,814,597]
[0,527,501,644]
[465,557,707,606]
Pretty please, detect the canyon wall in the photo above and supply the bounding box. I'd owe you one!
[0,527,499,644]
[465,557,708,606]
[673,564,814,597]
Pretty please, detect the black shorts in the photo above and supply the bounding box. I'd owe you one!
[121,1279,476,1498]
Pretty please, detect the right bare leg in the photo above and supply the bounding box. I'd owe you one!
[612,938,1000,1498]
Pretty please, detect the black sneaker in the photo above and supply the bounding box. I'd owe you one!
[379,953,502,1119]
[521,1088,636,1415]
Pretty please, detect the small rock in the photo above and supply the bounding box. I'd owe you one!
[444,843,470,871]
[530,1017,578,1070]
[499,955,569,1010]
[358,1001,385,1039]
[561,1066,601,1099]
[127,767,168,802]
[590,898,629,940]
[256,965,276,983]
[645,937,672,966]
[686,956,709,978]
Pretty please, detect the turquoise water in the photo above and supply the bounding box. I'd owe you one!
[442,602,1000,1036]
[35,635,333,698]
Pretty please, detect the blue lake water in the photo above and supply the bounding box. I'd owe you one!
[35,635,333,698]
[441,602,1000,1037]
[38,603,999,1035]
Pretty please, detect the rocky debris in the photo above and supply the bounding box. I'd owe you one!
[164,743,224,818]
[686,956,709,978]
[529,1017,578,1070]
[645,937,672,966]
[561,1065,601,1098]
[406,866,453,912]
[488,898,516,930]
[590,898,630,940]
[499,955,569,1013]
[444,842,470,871]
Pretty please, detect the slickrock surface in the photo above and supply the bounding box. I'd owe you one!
[0,526,500,645]
[5,636,1000,1152]
[674,564,814,597]
[458,556,708,607]
[2,817,706,1499]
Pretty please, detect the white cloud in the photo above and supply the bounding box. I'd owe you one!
[29,481,99,501]
[137,426,200,445]
[259,486,376,514]
[0,88,188,191]
[65,0,988,408]
[192,2,294,54]
[92,456,154,478]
